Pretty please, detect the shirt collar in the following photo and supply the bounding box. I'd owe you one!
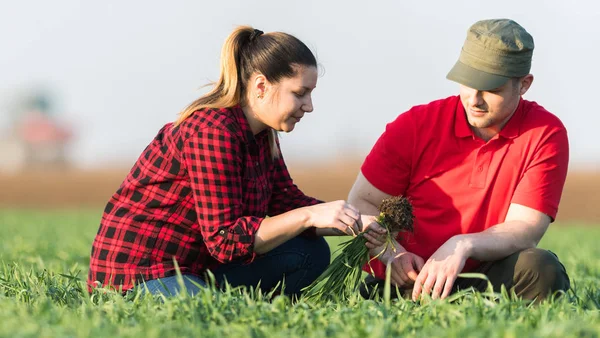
[454,98,472,138]
[230,105,256,143]
[498,98,523,139]
[454,96,523,140]
[230,105,268,144]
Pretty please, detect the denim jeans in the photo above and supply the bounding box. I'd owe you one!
[141,274,207,296]
[140,235,330,297]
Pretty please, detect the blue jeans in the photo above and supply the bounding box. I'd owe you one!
[141,236,330,297]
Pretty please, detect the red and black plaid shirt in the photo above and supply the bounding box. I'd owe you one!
[88,106,321,291]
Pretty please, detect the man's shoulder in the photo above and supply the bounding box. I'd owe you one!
[409,95,459,112]
[521,100,566,131]
[404,95,460,118]
[396,95,459,129]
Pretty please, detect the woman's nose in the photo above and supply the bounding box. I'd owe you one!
[303,95,314,113]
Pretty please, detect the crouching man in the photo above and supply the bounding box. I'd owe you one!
[350,19,570,303]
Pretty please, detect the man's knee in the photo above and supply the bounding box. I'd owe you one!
[514,248,570,300]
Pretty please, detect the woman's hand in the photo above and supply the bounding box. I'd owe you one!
[304,200,361,236]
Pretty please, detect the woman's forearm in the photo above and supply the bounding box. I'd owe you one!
[253,208,311,254]
[254,200,364,253]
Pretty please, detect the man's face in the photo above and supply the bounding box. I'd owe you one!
[459,75,532,139]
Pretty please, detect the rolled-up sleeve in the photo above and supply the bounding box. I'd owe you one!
[182,126,262,263]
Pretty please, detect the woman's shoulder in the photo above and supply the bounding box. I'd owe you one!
[175,107,243,139]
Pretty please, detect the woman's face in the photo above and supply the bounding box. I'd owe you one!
[255,65,318,133]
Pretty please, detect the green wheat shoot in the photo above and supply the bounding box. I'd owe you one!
[302,196,414,303]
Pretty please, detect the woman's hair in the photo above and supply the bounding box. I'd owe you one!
[175,26,317,158]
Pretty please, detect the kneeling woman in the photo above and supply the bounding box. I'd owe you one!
[87,26,364,297]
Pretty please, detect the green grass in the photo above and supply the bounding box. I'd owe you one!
[0,209,599,337]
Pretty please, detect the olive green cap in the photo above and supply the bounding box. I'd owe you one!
[446,19,534,91]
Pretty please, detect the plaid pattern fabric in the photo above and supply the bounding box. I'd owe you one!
[88,106,321,292]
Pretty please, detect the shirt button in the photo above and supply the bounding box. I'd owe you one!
[477,166,483,172]
[219,229,225,235]
[255,162,259,166]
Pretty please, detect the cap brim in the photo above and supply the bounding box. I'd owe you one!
[446,61,511,91]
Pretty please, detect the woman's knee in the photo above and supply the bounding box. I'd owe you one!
[280,236,330,277]
[287,236,330,293]
[278,235,330,268]
[308,236,331,273]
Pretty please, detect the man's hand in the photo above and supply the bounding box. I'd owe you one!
[363,223,425,288]
[412,235,471,301]
[387,251,425,288]
[362,219,387,250]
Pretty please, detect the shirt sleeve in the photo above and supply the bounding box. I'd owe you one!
[268,140,322,237]
[181,126,262,264]
[511,128,569,221]
[361,110,415,196]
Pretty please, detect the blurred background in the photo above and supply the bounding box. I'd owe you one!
[1,0,598,224]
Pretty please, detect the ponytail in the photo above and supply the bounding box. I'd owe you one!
[174,26,253,126]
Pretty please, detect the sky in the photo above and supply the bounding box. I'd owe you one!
[1,0,599,169]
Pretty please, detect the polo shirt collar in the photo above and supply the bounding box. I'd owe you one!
[454,99,472,138]
[498,98,523,140]
[454,96,524,140]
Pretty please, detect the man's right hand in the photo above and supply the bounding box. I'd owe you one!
[365,227,425,288]
[387,251,425,287]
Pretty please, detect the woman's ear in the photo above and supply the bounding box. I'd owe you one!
[252,73,267,99]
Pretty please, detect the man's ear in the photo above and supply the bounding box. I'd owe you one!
[519,74,534,96]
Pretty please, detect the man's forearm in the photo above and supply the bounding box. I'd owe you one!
[347,194,380,219]
[457,220,547,262]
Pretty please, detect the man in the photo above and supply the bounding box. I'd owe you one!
[350,19,570,303]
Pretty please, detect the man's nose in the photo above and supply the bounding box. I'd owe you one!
[468,89,484,107]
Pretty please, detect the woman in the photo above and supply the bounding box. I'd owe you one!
[87,26,368,297]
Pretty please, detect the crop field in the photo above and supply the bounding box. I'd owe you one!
[0,209,598,337]
[0,166,599,337]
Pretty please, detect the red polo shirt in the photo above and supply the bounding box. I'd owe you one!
[361,96,569,279]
